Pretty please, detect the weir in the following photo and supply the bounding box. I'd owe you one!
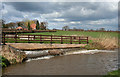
[6,43,87,51]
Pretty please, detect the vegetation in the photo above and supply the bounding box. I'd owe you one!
[1,19,6,28]
[108,70,119,76]
[62,26,69,31]
[104,70,120,77]
[17,22,21,27]
[36,20,39,30]
[39,22,48,30]
[28,22,31,30]
[0,56,10,67]
[23,30,118,38]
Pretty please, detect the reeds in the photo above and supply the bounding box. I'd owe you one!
[89,35,118,50]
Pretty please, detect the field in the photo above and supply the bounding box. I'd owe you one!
[23,30,118,38]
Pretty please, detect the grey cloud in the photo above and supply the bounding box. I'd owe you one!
[2,2,118,30]
[60,3,117,21]
[2,4,24,23]
[4,2,100,14]
[4,2,72,14]
[4,2,117,21]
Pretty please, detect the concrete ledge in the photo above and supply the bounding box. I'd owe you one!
[6,43,87,51]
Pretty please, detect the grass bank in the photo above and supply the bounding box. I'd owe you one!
[104,69,120,77]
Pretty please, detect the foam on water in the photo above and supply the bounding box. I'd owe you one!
[24,50,48,55]
[25,49,117,62]
[65,49,117,55]
[26,55,54,62]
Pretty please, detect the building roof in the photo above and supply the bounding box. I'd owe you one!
[31,24,36,30]
[16,26,23,30]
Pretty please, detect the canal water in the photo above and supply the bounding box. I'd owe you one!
[3,49,118,75]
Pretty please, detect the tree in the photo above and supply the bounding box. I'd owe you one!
[17,22,21,27]
[36,20,39,30]
[30,20,35,25]
[24,20,34,27]
[62,26,69,31]
[28,22,31,30]
[0,19,6,28]
[99,28,105,31]
[40,22,48,30]
[24,20,29,27]
[73,27,77,30]
[5,22,16,29]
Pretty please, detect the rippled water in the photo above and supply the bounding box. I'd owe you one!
[3,49,118,75]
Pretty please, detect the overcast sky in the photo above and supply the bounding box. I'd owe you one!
[1,2,118,30]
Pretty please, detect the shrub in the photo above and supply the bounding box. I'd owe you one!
[0,56,10,67]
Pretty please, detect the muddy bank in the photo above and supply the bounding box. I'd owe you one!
[0,45,26,64]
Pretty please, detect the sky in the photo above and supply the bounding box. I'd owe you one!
[0,2,118,30]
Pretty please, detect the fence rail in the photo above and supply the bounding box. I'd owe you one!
[2,33,89,45]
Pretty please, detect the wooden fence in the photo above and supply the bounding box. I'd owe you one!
[2,33,89,45]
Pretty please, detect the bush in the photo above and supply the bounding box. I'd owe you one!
[0,56,10,67]
[104,70,120,77]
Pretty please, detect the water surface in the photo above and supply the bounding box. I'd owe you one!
[3,50,118,75]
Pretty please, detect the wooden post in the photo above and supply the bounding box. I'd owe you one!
[87,37,88,44]
[3,33,5,45]
[70,36,72,44]
[51,35,52,44]
[34,35,35,40]
[28,35,30,43]
[61,36,63,44]
[15,33,17,43]
[2,33,3,44]
[40,35,42,43]
[79,37,81,44]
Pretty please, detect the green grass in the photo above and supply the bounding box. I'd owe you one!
[22,31,118,38]
[108,70,119,75]
[104,70,120,77]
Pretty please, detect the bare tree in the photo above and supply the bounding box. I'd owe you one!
[73,27,77,30]
[0,19,6,28]
[62,26,69,31]
[99,28,105,31]
[36,20,40,30]
[40,22,48,30]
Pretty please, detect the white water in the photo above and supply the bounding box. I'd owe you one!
[25,49,117,62]
[26,55,54,62]
[65,49,117,55]
[24,50,49,58]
